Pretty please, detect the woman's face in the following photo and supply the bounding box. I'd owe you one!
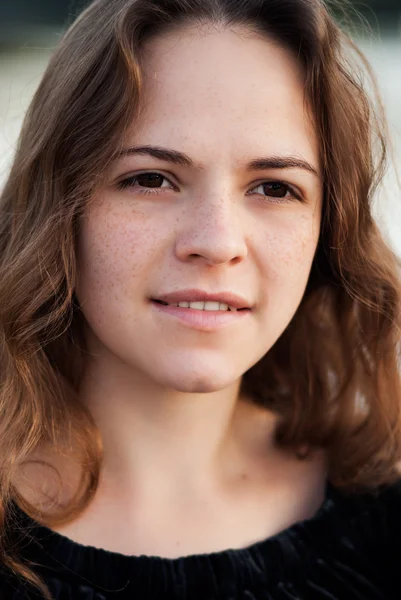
[76,26,323,393]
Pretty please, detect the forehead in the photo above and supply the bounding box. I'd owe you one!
[131,26,318,166]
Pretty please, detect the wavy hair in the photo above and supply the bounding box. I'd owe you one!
[1,0,401,597]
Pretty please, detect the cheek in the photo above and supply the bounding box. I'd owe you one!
[76,202,160,304]
[262,213,320,288]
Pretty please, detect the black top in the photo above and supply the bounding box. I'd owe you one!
[1,479,401,599]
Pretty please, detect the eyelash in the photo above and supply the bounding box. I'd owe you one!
[117,172,302,203]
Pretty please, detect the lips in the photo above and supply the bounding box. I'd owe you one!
[151,289,252,310]
[150,297,251,331]
[153,299,243,312]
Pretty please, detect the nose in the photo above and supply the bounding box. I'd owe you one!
[174,190,248,266]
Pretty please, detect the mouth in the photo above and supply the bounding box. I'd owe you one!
[151,299,250,312]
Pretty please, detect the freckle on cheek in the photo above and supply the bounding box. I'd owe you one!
[267,226,316,280]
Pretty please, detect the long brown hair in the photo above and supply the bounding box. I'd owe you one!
[1,0,401,597]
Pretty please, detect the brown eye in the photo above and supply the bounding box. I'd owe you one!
[117,172,173,192]
[263,182,289,198]
[135,173,165,188]
[248,180,299,203]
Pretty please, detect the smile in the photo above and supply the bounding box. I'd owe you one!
[150,300,251,331]
[153,299,244,312]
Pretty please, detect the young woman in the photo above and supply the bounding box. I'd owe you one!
[1,0,401,598]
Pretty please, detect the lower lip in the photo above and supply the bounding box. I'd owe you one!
[150,300,251,331]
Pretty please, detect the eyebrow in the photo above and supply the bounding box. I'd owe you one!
[118,145,320,177]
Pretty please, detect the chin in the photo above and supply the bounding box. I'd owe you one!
[174,379,227,394]
[152,361,242,394]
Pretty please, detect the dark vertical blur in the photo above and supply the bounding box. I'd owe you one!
[0,1,88,45]
[0,0,400,45]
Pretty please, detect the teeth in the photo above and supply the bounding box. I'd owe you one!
[189,301,208,310]
[170,301,237,311]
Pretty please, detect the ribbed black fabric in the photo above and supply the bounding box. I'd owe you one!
[2,479,401,599]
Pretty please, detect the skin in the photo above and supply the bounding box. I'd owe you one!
[20,25,326,556]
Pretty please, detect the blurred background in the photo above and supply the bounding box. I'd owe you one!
[0,0,400,253]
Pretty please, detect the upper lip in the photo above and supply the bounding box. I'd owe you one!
[152,289,252,309]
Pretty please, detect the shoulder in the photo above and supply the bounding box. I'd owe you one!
[0,567,23,599]
[334,478,401,572]
[372,477,401,541]
[303,478,401,597]
[338,477,401,532]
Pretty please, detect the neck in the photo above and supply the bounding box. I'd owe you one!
[79,352,279,501]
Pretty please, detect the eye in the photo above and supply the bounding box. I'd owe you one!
[117,172,175,193]
[248,181,300,203]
